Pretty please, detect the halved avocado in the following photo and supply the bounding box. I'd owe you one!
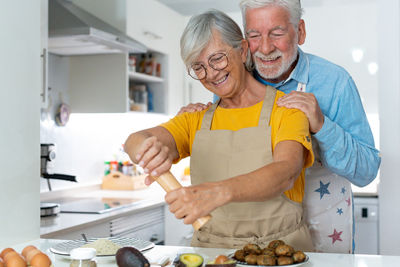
[178,253,204,267]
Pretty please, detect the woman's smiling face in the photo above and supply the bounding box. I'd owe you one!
[193,30,248,99]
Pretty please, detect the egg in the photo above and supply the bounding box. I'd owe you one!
[25,249,41,264]
[30,253,51,267]
[21,245,37,259]
[215,255,229,264]
[0,247,15,258]
[3,251,20,263]
[3,252,26,267]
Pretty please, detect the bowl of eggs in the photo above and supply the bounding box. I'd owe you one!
[0,245,52,267]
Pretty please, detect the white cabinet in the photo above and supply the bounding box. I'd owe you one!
[164,205,193,246]
[68,54,129,113]
[126,0,186,115]
[40,0,49,108]
[1,0,41,245]
[44,206,165,244]
[48,221,111,240]
[53,0,186,115]
[354,197,379,254]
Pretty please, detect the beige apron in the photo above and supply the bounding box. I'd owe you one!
[189,86,314,251]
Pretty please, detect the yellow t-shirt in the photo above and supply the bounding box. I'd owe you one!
[160,91,314,202]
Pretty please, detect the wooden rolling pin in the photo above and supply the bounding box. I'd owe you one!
[155,171,211,231]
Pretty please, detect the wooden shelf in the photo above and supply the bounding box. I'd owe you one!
[129,71,164,83]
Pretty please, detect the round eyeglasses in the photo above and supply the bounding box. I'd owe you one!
[188,52,229,80]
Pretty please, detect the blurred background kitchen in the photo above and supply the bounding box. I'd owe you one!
[2,0,399,256]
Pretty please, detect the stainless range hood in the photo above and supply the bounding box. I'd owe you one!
[48,0,147,56]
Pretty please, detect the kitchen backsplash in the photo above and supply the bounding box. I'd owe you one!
[39,112,189,192]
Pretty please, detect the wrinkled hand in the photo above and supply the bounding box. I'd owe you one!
[135,136,173,185]
[165,183,226,224]
[177,102,212,115]
[276,91,325,133]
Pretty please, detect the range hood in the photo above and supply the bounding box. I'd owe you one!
[48,0,147,56]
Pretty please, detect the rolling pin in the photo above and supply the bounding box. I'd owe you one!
[155,171,211,231]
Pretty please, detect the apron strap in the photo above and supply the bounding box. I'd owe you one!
[258,85,277,127]
[201,99,220,130]
[296,82,307,92]
[202,86,277,130]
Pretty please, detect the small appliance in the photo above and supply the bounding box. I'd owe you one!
[40,143,77,217]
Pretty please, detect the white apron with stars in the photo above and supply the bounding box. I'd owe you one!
[298,82,353,253]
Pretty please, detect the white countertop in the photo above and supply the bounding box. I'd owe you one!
[7,239,400,267]
[40,184,166,238]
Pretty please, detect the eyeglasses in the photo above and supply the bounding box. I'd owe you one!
[188,52,229,80]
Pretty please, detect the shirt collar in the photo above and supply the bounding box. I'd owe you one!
[254,48,309,86]
[288,48,309,85]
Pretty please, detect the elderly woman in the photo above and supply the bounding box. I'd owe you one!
[124,10,314,250]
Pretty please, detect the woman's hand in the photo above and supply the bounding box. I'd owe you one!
[135,136,173,184]
[165,182,230,224]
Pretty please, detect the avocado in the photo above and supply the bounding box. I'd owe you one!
[115,247,150,267]
[177,253,204,267]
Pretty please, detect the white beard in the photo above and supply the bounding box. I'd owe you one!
[253,44,298,81]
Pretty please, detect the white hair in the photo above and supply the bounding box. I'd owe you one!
[180,9,252,70]
[240,0,304,30]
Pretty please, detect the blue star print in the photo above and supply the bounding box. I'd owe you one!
[315,181,330,199]
[337,208,343,215]
[341,187,346,194]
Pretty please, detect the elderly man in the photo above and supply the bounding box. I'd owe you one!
[180,0,380,253]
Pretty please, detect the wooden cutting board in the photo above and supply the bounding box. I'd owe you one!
[101,171,147,190]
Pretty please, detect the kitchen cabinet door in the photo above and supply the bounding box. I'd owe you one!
[48,222,111,240]
[69,54,128,113]
[1,0,41,246]
[40,0,49,108]
[126,0,186,115]
[164,205,193,246]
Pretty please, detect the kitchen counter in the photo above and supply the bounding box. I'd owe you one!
[7,239,400,267]
[40,184,166,238]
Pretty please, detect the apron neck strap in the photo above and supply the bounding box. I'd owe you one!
[201,99,220,130]
[258,85,277,126]
[201,86,277,129]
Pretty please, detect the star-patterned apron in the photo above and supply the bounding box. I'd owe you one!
[298,83,353,253]
[189,85,314,251]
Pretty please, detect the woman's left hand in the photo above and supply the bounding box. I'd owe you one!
[165,183,229,224]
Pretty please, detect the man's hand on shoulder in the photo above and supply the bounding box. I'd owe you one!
[177,102,212,115]
[276,91,324,134]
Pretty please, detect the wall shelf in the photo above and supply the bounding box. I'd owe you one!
[129,71,164,83]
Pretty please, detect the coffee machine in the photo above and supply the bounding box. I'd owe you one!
[40,143,77,217]
[40,143,77,190]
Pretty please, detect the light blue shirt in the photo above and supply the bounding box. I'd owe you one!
[254,48,381,186]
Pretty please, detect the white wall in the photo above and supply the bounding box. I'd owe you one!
[185,2,379,117]
[378,0,400,256]
[302,1,378,114]
[40,113,189,192]
[0,1,41,245]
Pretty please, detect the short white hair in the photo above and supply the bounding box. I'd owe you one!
[240,0,304,30]
[180,9,252,69]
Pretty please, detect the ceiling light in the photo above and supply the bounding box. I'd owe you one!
[368,62,379,75]
[352,49,364,63]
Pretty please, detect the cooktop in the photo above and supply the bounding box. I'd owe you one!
[58,197,142,214]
